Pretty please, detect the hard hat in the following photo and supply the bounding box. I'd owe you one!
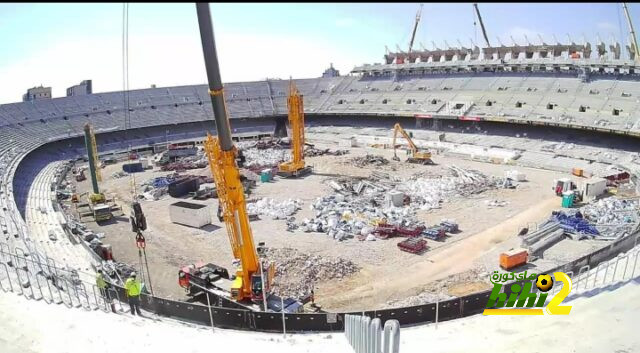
[130,272,137,277]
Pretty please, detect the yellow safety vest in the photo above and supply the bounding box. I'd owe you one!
[125,278,142,296]
[96,273,107,289]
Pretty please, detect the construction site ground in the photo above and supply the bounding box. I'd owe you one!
[69,135,605,312]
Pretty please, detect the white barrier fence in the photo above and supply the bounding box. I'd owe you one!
[345,314,400,353]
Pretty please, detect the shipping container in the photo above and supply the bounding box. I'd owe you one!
[582,177,607,200]
[169,201,211,228]
[123,162,143,173]
[168,178,200,198]
[500,248,528,270]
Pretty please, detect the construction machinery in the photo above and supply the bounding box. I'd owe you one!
[278,80,313,178]
[407,4,423,54]
[75,124,114,222]
[392,123,433,164]
[179,3,275,306]
[75,168,86,182]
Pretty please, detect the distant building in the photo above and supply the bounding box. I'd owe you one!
[66,80,92,96]
[322,63,340,78]
[22,85,52,102]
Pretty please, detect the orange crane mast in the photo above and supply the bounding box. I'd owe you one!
[197,3,273,303]
[278,80,313,177]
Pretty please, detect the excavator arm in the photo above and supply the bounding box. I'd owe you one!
[393,123,419,158]
[392,123,433,164]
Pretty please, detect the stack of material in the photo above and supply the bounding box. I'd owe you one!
[551,211,599,236]
[246,198,303,220]
[264,247,360,300]
[521,220,565,254]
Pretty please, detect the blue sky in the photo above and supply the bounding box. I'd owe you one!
[0,3,637,104]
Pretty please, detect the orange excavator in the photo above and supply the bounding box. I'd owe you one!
[278,80,313,178]
[179,4,274,305]
[392,123,433,164]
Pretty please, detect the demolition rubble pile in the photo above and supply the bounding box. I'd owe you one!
[241,147,288,169]
[299,166,495,241]
[246,197,303,220]
[304,145,350,157]
[580,197,640,239]
[348,154,389,167]
[264,247,360,299]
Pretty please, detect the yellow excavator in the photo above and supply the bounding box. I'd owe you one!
[278,80,313,178]
[392,123,433,164]
[181,4,274,304]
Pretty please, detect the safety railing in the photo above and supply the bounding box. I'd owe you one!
[345,314,400,353]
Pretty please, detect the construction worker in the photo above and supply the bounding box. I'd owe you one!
[124,272,142,316]
[96,269,109,298]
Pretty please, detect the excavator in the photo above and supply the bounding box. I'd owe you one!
[178,3,274,306]
[392,123,433,164]
[277,80,313,178]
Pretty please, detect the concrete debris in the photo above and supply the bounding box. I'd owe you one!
[349,154,389,167]
[240,147,288,169]
[304,146,349,157]
[246,198,303,220]
[300,166,494,240]
[581,198,640,225]
[263,247,360,300]
[396,166,495,211]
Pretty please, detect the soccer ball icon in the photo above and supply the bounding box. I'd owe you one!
[536,274,554,292]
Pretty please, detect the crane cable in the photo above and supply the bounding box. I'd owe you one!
[122,3,152,294]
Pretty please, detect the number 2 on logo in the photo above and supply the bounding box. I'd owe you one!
[545,272,572,315]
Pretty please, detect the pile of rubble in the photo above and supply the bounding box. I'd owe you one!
[580,197,640,239]
[241,148,289,169]
[396,166,496,211]
[264,247,360,299]
[246,198,303,220]
[304,146,349,157]
[299,166,494,240]
[161,160,207,171]
[349,154,389,167]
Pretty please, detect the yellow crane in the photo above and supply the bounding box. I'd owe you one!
[392,123,433,164]
[278,80,312,178]
[197,3,274,303]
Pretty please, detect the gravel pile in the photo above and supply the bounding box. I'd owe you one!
[264,248,360,299]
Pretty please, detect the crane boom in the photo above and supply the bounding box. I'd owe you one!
[408,4,423,53]
[623,2,639,63]
[473,3,491,48]
[196,3,264,302]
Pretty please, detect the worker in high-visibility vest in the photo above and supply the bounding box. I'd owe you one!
[96,269,109,298]
[124,272,142,316]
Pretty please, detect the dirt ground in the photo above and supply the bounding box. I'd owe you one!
[70,136,571,310]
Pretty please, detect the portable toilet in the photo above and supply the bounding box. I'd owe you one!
[260,169,271,183]
[561,191,575,208]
